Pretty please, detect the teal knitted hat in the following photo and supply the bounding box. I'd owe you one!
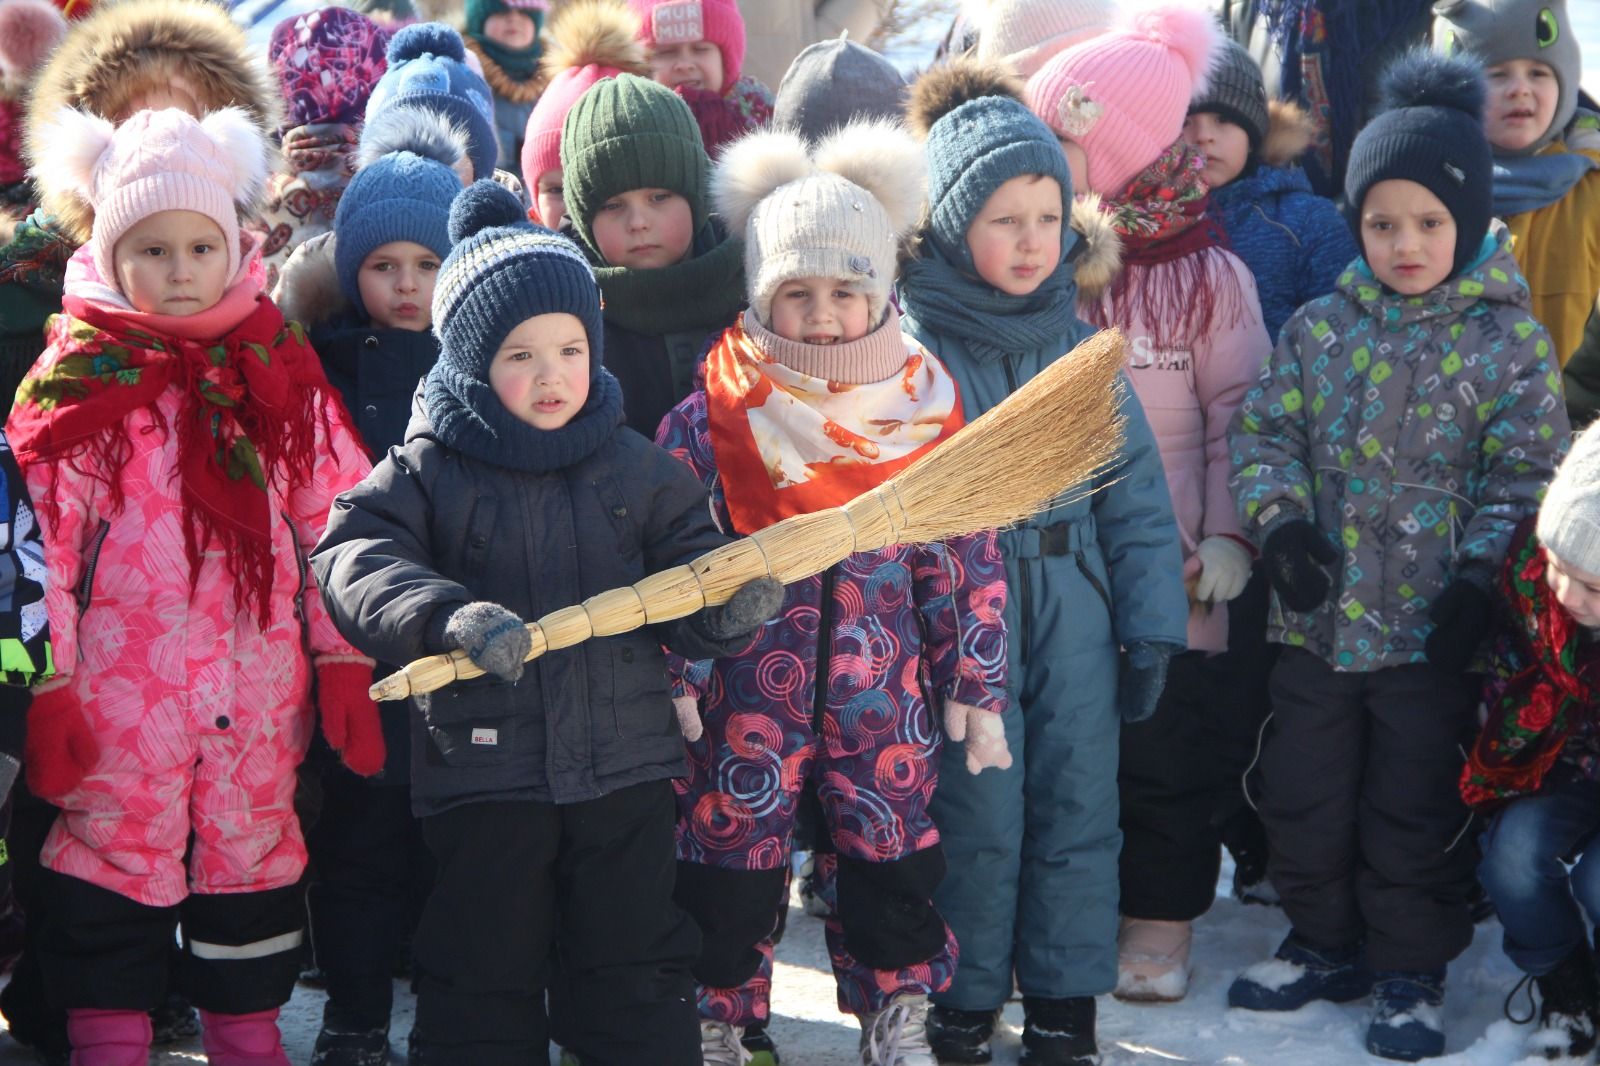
[558,72,710,261]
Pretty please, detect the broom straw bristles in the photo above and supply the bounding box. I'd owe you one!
[370,329,1129,701]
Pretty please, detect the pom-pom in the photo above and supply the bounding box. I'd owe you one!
[448,179,525,244]
[29,106,113,207]
[711,127,812,236]
[1120,1,1223,96]
[541,0,646,81]
[200,106,269,209]
[388,21,466,65]
[358,106,467,170]
[813,119,926,237]
[906,58,1023,141]
[0,0,67,86]
[1377,46,1485,121]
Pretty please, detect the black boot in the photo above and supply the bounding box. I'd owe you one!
[1021,996,1096,1066]
[1528,944,1600,1061]
[928,1005,998,1063]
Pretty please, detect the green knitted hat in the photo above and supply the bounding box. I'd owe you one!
[559,73,710,261]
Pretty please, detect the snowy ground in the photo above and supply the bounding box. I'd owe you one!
[0,856,1557,1065]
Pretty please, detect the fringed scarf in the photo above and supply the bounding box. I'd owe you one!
[1084,141,1247,352]
[1460,521,1600,810]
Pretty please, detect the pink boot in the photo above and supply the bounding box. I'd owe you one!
[198,1008,290,1066]
[66,1007,152,1066]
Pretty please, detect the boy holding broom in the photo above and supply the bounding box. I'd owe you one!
[311,180,781,1066]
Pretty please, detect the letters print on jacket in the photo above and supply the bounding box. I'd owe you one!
[1231,227,1569,672]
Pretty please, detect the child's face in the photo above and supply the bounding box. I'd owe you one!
[1057,138,1089,197]
[112,209,231,316]
[648,40,724,95]
[534,169,567,231]
[590,188,694,270]
[965,175,1064,297]
[483,10,537,49]
[768,277,871,346]
[357,241,440,331]
[1546,548,1600,627]
[1484,59,1560,153]
[489,312,591,430]
[1182,111,1250,189]
[1359,179,1456,296]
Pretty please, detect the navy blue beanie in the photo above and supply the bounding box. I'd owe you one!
[365,23,499,182]
[1344,49,1492,276]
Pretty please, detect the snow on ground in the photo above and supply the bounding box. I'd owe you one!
[0,857,1554,1065]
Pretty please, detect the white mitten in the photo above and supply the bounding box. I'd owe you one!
[673,695,703,743]
[1193,536,1252,605]
[943,702,1012,775]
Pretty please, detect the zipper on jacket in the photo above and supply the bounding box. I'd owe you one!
[75,519,111,611]
[812,567,837,737]
[1003,360,1035,656]
[1074,550,1113,618]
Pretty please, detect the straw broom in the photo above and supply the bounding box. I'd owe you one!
[370,328,1130,702]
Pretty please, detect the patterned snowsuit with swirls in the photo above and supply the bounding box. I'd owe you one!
[658,390,1008,1025]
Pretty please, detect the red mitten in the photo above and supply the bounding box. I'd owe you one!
[316,660,386,776]
[24,682,100,802]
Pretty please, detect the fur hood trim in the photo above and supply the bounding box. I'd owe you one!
[25,0,279,243]
[1260,98,1315,169]
[540,0,646,82]
[272,231,345,329]
[1071,194,1121,298]
[906,58,1023,141]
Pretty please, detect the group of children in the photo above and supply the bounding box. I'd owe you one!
[0,0,1598,1065]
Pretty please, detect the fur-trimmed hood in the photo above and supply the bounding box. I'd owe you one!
[25,0,279,244]
[1260,98,1315,169]
[272,230,346,329]
[1070,193,1121,298]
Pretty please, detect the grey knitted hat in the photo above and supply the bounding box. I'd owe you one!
[1539,421,1600,574]
[772,34,907,146]
[1188,38,1270,151]
[1432,0,1581,155]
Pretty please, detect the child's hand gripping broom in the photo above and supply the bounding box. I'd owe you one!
[370,328,1130,701]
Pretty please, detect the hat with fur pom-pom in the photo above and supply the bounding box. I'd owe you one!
[714,119,923,330]
[366,23,498,181]
[1026,0,1222,196]
[32,104,266,293]
[0,0,67,91]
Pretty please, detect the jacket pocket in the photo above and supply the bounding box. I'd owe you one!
[600,635,674,739]
[460,495,498,577]
[1073,549,1115,625]
[416,676,522,765]
[75,519,111,613]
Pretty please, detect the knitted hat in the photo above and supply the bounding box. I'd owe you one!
[335,108,468,314]
[33,105,267,290]
[433,179,605,387]
[1025,1,1222,197]
[559,72,709,260]
[771,34,907,145]
[973,0,1114,79]
[1344,49,1492,276]
[714,119,924,327]
[366,23,498,181]
[1188,38,1269,151]
[520,0,645,184]
[1432,0,1581,155]
[269,7,389,131]
[1539,420,1600,575]
[908,60,1073,272]
[466,0,547,39]
[626,0,744,87]
[0,0,68,93]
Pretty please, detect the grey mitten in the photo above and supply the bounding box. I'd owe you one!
[694,577,785,643]
[444,601,532,683]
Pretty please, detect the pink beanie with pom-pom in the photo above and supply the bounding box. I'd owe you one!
[1025,0,1222,196]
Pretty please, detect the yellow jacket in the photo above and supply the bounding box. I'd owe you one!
[1505,141,1600,367]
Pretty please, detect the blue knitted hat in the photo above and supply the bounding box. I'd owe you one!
[909,61,1074,273]
[335,108,468,316]
[432,180,605,388]
[366,23,499,182]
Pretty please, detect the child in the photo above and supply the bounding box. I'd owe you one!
[460,0,547,182]
[896,60,1188,1065]
[1026,4,1273,1004]
[519,0,647,231]
[311,179,781,1066]
[770,33,906,148]
[971,0,1111,79]
[0,0,67,221]
[10,104,382,1066]
[625,0,772,159]
[1184,38,1360,343]
[364,23,499,185]
[1227,50,1570,1062]
[657,118,1007,1066]
[1432,0,1600,420]
[559,72,745,439]
[1466,420,1600,1062]
[258,6,390,290]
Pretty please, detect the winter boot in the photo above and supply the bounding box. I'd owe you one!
[701,1019,752,1065]
[198,1008,291,1066]
[1526,945,1600,1061]
[927,1005,998,1064]
[1231,862,1280,907]
[1020,996,1096,1066]
[1366,971,1446,1062]
[1115,917,1193,1002]
[859,993,936,1066]
[311,1024,391,1066]
[1228,932,1371,1011]
[65,1008,152,1066]
[151,992,201,1044]
[742,1018,780,1066]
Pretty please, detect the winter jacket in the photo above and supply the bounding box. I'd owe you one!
[1229,225,1570,672]
[310,414,748,815]
[1504,140,1600,371]
[606,317,731,440]
[314,320,439,460]
[0,431,50,686]
[1083,246,1272,652]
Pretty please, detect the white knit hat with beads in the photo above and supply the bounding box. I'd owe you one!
[1539,421,1600,574]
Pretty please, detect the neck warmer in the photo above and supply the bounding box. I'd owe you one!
[594,226,746,336]
[465,31,544,91]
[1492,117,1600,218]
[424,360,625,474]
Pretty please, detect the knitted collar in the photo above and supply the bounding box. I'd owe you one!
[423,359,625,473]
[742,307,907,385]
[594,227,746,337]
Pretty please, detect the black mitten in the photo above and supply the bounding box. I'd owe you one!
[1425,580,1495,674]
[1261,520,1339,613]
